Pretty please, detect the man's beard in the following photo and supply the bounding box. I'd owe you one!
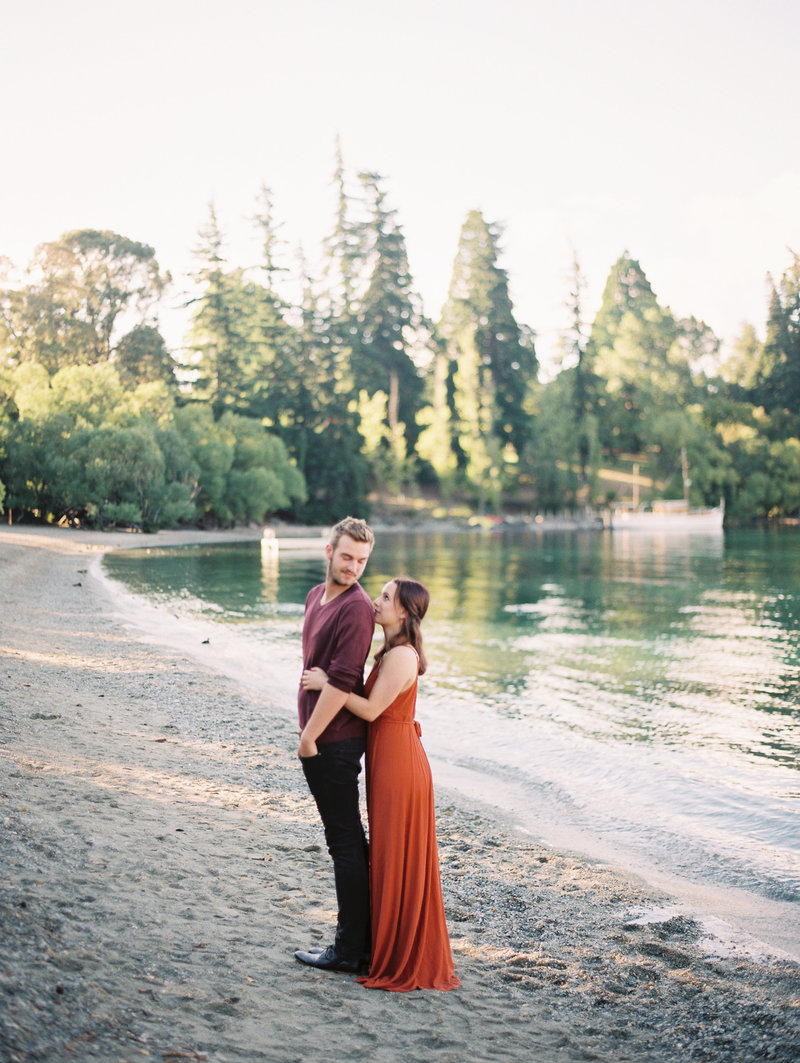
[327,561,354,587]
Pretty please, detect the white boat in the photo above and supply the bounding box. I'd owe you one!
[611,499,724,533]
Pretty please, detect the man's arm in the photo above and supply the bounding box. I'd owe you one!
[298,591,374,757]
[298,684,349,757]
[324,596,375,694]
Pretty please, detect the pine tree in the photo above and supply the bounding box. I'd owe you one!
[453,329,502,510]
[588,251,687,456]
[561,253,598,494]
[280,262,369,523]
[760,251,800,423]
[247,186,300,423]
[438,210,537,491]
[322,137,366,320]
[349,171,424,448]
[718,323,763,395]
[317,142,364,418]
[416,336,458,485]
[186,204,258,418]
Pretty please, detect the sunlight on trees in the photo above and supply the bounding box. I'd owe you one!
[1,158,798,528]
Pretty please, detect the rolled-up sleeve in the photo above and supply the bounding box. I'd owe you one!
[325,597,375,693]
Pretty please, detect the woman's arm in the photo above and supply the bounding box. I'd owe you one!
[341,645,418,722]
[300,644,418,722]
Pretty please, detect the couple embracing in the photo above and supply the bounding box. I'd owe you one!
[293,516,460,993]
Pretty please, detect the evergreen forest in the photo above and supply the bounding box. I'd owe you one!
[2,155,799,531]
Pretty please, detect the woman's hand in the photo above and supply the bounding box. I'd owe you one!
[301,666,328,691]
[298,731,319,759]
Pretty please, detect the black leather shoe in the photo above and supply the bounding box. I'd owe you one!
[294,945,362,972]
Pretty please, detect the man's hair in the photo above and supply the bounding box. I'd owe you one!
[329,516,374,551]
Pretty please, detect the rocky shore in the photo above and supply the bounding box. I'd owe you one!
[1,525,798,1062]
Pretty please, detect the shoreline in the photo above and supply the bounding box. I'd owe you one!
[2,524,799,1062]
[84,523,800,964]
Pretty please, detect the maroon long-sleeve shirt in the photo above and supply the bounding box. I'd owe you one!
[297,581,375,744]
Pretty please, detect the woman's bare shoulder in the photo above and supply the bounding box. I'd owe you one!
[384,643,419,669]
[386,642,418,657]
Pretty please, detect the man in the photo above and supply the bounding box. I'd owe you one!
[294,516,376,973]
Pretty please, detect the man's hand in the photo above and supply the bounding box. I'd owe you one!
[297,681,348,759]
[298,732,319,759]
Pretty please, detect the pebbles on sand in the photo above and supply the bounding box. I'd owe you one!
[1,526,799,1063]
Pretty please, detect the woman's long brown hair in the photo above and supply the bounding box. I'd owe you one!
[374,576,429,676]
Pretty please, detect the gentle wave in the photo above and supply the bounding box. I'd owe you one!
[98,531,800,919]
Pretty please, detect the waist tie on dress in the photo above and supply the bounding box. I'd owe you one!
[374,718,422,737]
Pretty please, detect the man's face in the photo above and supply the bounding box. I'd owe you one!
[326,534,372,588]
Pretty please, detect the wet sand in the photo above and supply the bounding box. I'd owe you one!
[1,525,799,1062]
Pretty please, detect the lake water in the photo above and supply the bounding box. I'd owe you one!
[100,526,800,945]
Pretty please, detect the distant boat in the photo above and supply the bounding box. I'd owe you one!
[610,449,725,532]
[611,499,724,533]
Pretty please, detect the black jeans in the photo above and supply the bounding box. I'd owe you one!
[301,737,369,961]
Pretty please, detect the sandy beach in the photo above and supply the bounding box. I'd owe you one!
[1,525,799,1063]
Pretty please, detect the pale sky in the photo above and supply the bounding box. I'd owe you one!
[3,0,799,372]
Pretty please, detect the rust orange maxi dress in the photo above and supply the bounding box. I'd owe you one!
[357,658,460,992]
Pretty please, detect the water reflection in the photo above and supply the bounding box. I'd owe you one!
[105,529,800,769]
[104,526,800,899]
[106,531,798,756]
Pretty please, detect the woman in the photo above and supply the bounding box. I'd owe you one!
[301,577,460,993]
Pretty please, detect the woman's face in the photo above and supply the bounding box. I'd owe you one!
[373,581,406,630]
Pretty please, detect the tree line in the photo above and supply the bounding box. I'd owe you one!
[1,154,799,530]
